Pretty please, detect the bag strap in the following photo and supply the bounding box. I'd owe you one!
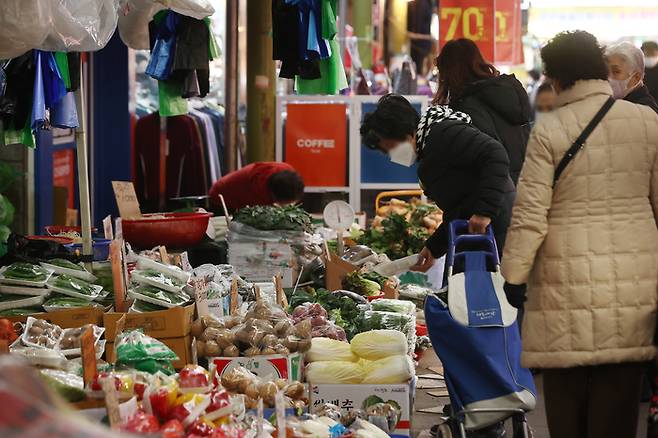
[553,97,615,187]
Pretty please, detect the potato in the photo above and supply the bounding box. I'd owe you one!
[222,345,240,357]
[297,338,312,353]
[29,326,44,336]
[275,344,290,355]
[196,340,206,357]
[245,383,260,399]
[214,328,236,349]
[201,327,222,342]
[259,381,278,401]
[191,320,204,339]
[237,377,253,394]
[244,396,258,410]
[275,378,288,390]
[260,334,278,348]
[282,336,299,353]
[274,320,293,336]
[261,347,276,355]
[284,382,305,400]
[204,340,221,356]
[223,315,242,329]
[221,372,239,390]
[244,346,261,357]
[293,320,311,338]
[201,315,224,329]
[252,319,275,334]
[292,399,306,410]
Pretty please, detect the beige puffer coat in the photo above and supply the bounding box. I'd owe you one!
[501,80,658,369]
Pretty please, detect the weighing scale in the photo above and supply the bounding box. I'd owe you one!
[322,200,355,256]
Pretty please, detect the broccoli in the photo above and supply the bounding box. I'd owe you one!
[342,271,381,297]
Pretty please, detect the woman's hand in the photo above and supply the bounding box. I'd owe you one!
[411,247,436,272]
[468,214,491,234]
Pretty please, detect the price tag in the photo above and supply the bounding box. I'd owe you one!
[0,339,9,354]
[110,240,127,313]
[81,327,97,388]
[114,217,123,241]
[112,181,142,219]
[230,278,238,315]
[102,378,122,428]
[275,390,286,437]
[103,215,114,240]
[180,252,192,272]
[159,246,170,265]
[191,277,209,317]
[274,273,288,308]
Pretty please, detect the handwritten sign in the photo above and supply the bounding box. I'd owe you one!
[103,215,114,240]
[191,277,210,318]
[112,181,142,219]
[102,378,121,428]
[230,278,238,315]
[81,327,97,388]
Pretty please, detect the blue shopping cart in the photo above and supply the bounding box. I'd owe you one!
[424,220,536,438]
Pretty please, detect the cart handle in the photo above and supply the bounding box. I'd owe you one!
[446,220,500,271]
[375,189,423,210]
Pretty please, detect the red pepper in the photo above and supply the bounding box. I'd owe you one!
[161,419,185,438]
[120,411,159,434]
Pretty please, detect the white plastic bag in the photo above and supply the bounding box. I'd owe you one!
[118,0,215,50]
[0,0,119,58]
[362,355,414,384]
[306,338,357,363]
[350,330,408,360]
[305,361,364,384]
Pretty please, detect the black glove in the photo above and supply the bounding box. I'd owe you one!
[504,282,527,309]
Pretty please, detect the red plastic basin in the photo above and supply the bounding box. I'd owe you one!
[122,212,212,249]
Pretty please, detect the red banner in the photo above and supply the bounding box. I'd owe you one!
[284,103,347,187]
[52,149,75,208]
[495,0,523,65]
[439,0,496,62]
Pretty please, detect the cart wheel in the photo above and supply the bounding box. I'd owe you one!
[437,423,453,438]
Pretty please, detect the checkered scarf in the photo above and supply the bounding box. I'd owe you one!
[416,105,472,153]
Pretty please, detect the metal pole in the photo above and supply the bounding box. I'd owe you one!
[338,0,347,61]
[74,55,93,267]
[224,0,239,172]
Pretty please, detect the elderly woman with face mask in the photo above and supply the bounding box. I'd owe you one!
[360,94,516,273]
[606,41,658,113]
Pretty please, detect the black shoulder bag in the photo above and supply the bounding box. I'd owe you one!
[552,97,615,187]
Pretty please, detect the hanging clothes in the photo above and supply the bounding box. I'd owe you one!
[295,0,347,95]
[272,0,320,80]
[1,51,36,132]
[407,0,433,74]
[146,10,180,81]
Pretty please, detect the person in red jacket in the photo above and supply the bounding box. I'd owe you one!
[209,162,304,212]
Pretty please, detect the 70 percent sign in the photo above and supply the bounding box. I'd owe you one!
[441,6,512,43]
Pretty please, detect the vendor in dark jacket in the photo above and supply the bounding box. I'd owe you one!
[361,94,516,272]
[434,39,531,185]
[606,41,658,114]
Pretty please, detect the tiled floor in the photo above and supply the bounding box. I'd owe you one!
[412,350,649,438]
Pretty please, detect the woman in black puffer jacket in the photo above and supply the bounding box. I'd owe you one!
[434,39,531,185]
[361,94,515,273]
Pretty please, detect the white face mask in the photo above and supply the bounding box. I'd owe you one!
[609,77,631,99]
[646,56,658,69]
[388,141,417,167]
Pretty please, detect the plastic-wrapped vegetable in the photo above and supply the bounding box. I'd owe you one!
[43,295,103,312]
[131,269,186,293]
[350,330,407,360]
[370,299,416,315]
[362,355,415,384]
[291,302,327,326]
[306,337,357,363]
[311,320,347,341]
[2,262,50,282]
[40,369,85,402]
[128,284,191,308]
[361,310,416,354]
[115,330,178,375]
[48,274,100,298]
[305,361,364,384]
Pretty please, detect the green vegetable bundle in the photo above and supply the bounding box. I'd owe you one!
[370,299,416,315]
[134,269,185,289]
[357,214,429,260]
[52,275,97,296]
[3,262,49,281]
[342,271,381,297]
[289,288,363,340]
[131,284,190,306]
[233,205,312,232]
[47,258,85,272]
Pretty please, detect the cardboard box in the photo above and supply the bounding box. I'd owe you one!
[107,334,193,369]
[103,304,195,341]
[4,307,104,328]
[309,379,416,437]
[212,352,303,383]
[324,253,399,299]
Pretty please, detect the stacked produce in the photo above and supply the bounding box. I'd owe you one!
[357,198,442,260]
[10,316,105,369]
[220,366,306,409]
[0,262,53,313]
[232,205,313,233]
[128,255,192,311]
[365,298,417,354]
[194,301,312,358]
[289,288,365,340]
[305,330,415,385]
